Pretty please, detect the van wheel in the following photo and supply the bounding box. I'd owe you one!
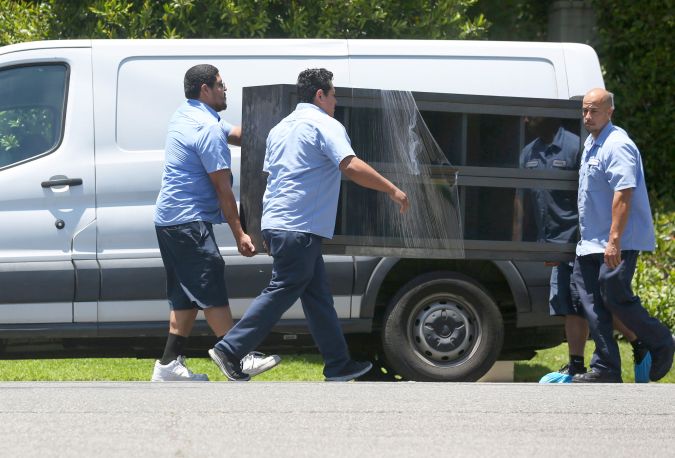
[381,272,503,382]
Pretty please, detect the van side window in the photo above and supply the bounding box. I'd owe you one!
[0,64,68,169]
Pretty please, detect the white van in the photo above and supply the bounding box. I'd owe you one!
[0,39,603,381]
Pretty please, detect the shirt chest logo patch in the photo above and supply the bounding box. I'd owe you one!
[525,160,539,168]
[552,159,567,168]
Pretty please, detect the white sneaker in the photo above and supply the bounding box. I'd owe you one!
[240,351,281,377]
[151,356,209,382]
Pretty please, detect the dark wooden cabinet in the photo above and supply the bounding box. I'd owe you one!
[241,84,583,261]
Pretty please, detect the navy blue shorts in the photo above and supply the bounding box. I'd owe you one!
[549,261,583,317]
[155,221,229,310]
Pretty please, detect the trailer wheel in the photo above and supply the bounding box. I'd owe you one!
[381,272,504,381]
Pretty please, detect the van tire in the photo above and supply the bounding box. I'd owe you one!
[381,271,504,382]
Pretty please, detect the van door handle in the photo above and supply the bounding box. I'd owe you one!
[41,178,83,188]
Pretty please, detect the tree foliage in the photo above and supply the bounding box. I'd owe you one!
[473,0,673,203]
[0,1,53,45]
[0,1,487,43]
[591,0,674,203]
[634,207,675,332]
[469,0,553,41]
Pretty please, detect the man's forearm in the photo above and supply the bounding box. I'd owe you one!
[209,169,244,238]
[220,190,245,239]
[227,125,242,146]
[339,156,397,194]
[609,188,633,244]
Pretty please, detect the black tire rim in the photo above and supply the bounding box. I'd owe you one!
[407,292,482,367]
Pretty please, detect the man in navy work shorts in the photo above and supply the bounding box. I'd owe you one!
[152,64,280,381]
[209,68,410,381]
[571,88,674,383]
[512,116,589,382]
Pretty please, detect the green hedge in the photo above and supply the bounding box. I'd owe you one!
[634,205,675,333]
[0,0,51,44]
[0,0,487,42]
[589,0,673,332]
[592,0,674,204]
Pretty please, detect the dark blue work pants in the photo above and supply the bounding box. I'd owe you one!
[573,250,672,375]
[215,229,350,378]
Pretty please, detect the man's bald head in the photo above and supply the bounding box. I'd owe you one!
[582,88,615,137]
[585,88,614,109]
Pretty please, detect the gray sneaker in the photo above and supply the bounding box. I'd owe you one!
[208,347,250,381]
[325,360,373,382]
[151,356,209,382]
[241,351,281,376]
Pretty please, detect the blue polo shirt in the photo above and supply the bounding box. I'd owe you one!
[154,99,233,226]
[520,127,581,243]
[576,122,655,256]
[261,103,356,239]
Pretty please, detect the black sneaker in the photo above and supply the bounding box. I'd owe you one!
[559,363,587,376]
[649,336,675,382]
[572,370,622,383]
[325,360,373,382]
[208,347,250,381]
[539,363,587,383]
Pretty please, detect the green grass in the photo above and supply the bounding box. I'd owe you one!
[0,341,672,382]
[0,354,325,382]
[516,340,675,383]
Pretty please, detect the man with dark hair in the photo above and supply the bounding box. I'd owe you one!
[571,88,674,383]
[152,64,280,381]
[209,68,410,381]
[183,64,219,100]
[296,68,334,103]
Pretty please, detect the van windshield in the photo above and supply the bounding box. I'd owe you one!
[0,64,68,168]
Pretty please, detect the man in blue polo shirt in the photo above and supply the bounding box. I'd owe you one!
[152,64,280,381]
[209,68,410,381]
[571,88,674,383]
[515,118,649,383]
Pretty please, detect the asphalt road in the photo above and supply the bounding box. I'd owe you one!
[1,382,673,457]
